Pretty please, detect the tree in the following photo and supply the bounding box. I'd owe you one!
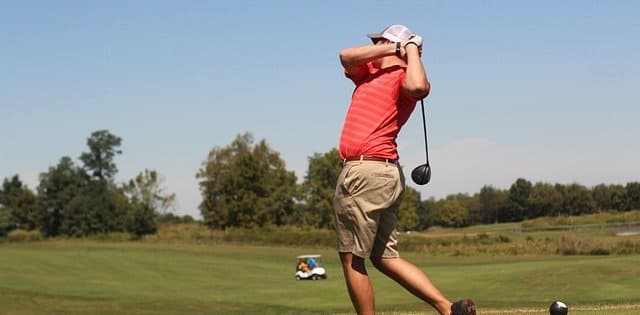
[0,175,38,230]
[592,184,628,212]
[610,184,629,211]
[0,206,10,237]
[197,133,297,229]
[60,181,128,236]
[593,184,612,211]
[478,185,508,224]
[56,130,128,236]
[528,182,563,217]
[249,140,298,226]
[503,178,532,222]
[466,193,482,226]
[123,169,176,215]
[397,186,420,231]
[36,157,88,236]
[417,197,438,230]
[626,182,640,210]
[445,193,481,225]
[434,199,469,228]
[125,203,157,239]
[299,148,342,228]
[562,183,596,215]
[157,212,195,224]
[79,130,122,180]
[122,169,176,238]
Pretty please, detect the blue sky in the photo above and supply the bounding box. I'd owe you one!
[2,1,639,218]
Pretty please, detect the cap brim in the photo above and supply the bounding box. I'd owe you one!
[367,33,385,44]
[367,33,404,43]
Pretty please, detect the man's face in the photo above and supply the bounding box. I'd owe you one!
[372,38,392,67]
[373,38,391,45]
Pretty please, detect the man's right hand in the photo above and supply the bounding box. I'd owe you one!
[404,34,423,49]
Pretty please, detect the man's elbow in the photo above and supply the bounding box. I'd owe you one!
[340,47,363,67]
[339,49,353,67]
[406,82,431,98]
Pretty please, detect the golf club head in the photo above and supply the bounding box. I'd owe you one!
[411,163,431,185]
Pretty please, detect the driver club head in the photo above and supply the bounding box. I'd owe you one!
[411,163,431,185]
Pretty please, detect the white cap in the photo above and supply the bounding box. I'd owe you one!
[367,24,413,43]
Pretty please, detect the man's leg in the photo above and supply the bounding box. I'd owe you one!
[371,256,452,315]
[339,252,375,315]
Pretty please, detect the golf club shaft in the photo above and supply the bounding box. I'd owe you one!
[420,99,429,163]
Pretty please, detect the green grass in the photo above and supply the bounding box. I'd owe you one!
[1,240,639,315]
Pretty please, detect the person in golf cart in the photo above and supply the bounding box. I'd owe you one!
[295,255,327,280]
[306,256,317,269]
[297,258,310,273]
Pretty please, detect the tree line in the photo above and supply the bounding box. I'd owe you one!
[0,130,184,239]
[2,131,639,238]
[418,179,640,229]
[197,133,640,231]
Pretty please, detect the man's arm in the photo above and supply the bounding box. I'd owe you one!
[402,39,430,99]
[339,43,396,76]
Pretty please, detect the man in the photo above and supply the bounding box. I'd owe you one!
[298,259,310,273]
[333,24,476,315]
[307,256,317,269]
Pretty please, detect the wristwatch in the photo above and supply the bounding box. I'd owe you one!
[405,42,419,48]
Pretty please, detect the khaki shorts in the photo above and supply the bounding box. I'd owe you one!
[333,160,405,258]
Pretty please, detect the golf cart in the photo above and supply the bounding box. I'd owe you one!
[295,254,327,280]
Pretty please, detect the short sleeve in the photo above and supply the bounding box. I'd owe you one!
[345,63,375,84]
[400,88,423,104]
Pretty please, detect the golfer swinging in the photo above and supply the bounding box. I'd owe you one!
[333,24,476,315]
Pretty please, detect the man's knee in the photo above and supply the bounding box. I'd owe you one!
[370,256,385,271]
[341,252,368,275]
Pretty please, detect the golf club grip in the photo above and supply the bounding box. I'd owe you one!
[420,99,429,162]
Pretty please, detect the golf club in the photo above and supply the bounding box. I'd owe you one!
[411,99,431,185]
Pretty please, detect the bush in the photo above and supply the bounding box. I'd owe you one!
[145,223,640,257]
[589,248,610,255]
[522,210,640,229]
[125,205,157,240]
[157,212,195,224]
[497,234,512,243]
[89,232,130,242]
[613,239,640,255]
[8,229,43,242]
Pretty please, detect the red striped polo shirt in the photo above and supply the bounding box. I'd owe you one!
[338,62,418,160]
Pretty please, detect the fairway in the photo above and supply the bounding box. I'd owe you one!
[1,241,639,315]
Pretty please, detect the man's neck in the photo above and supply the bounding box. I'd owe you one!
[378,56,407,69]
